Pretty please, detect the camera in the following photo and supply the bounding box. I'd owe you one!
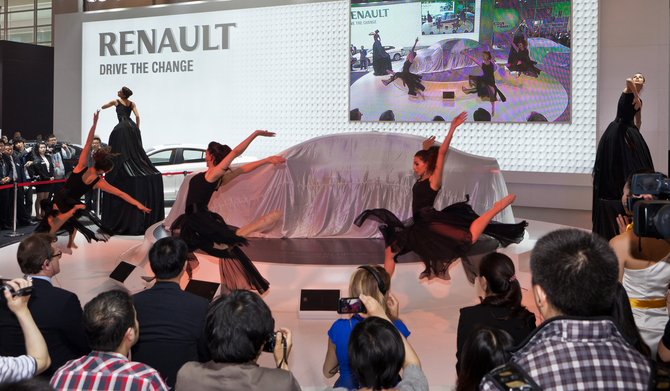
[0,279,35,298]
[337,297,366,314]
[262,331,277,353]
[631,174,670,239]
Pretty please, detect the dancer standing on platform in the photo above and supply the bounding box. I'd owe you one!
[34,111,150,248]
[382,38,425,97]
[355,112,527,279]
[371,30,392,76]
[593,73,654,240]
[101,86,164,235]
[461,51,506,117]
[170,130,285,294]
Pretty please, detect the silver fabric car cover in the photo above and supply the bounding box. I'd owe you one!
[163,132,514,239]
[410,38,489,75]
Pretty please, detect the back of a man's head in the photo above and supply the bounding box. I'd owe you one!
[17,234,57,275]
[148,237,188,280]
[83,290,136,352]
[204,290,274,364]
[531,229,619,317]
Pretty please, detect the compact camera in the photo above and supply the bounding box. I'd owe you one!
[337,297,367,314]
[0,279,35,298]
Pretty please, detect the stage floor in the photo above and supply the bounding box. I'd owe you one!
[0,218,573,390]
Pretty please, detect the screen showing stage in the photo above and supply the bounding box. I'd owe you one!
[350,0,571,123]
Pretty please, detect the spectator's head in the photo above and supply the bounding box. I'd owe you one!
[92,137,101,152]
[119,86,133,99]
[204,290,274,364]
[1,135,7,144]
[526,111,548,122]
[413,146,439,178]
[0,378,55,391]
[350,108,363,121]
[33,141,47,158]
[348,317,404,390]
[17,233,60,276]
[206,141,232,167]
[0,139,4,151]
[46,134,57,146]
[432,115,445,121]
[531,229,619,318]
[473,108,491,121]
[83,290,138,355]
[349,265,395,320]
[610,283,651,357]
[12,137,25,152]
[479,252,531,321]
[12,131,21,139]
[3,143,13,156]
[91,147,115,174]
[379,110,395,121]
[148,237,189,280]
[35,134,43,141]
[456,325,515,391]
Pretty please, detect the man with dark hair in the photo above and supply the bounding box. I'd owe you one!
[0,138,13,229]
[481,229,653,390]
[131,237,210,388]
[3,142,32,227]
[12,137,34,218]
[45,134,74,194]
[175,290,301,391]
[50,290,168,391]
[0,234,89,378]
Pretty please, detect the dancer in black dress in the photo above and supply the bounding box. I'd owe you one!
[461,51,506,117]
[170,130,285,294]
[593,73,654,240]
[382,38,425,97]
[101,86,164,235]
[507,39,541,78]
[355,112,527,279]
[371,30,392,76]
[34,111,151,248]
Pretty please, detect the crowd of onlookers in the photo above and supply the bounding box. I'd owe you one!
[1,224,670,390]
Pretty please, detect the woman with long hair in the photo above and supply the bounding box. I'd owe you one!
[455,252,535,373]
[170,130,285,294]
[382,37,425,97]
[322,265,410,390]
[507,39,541,78]
[462,51,506,117]
[34,111,150,248]
[593,73,654,240]
[30,141,54,220]
[455,325,516,391]
[355,113,527,279]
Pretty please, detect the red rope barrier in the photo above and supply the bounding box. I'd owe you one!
[161,171,193,177]
[0,178,68,191]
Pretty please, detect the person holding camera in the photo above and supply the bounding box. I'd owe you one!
[45,135,75,196]
[175,290,300,391]
[609,169,670,358]
[322,265,410,390]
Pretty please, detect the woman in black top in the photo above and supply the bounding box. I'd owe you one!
[455,252,536,373]
[462,51,505,117]
[31,141,55,220]
[382,38,425,97]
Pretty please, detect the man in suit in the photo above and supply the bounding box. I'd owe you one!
[0,233,89,378]
[132,237,210,388]
[3,142,32,227]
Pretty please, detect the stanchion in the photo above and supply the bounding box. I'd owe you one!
[5,183,25,238]
[96,188,101,217]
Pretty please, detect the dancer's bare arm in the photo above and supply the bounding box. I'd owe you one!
[101,100,117,110]
[625,78,643,111]
[431,112,467,190]
[205,130,276,183]
[219,156,286,186]
[132,102,140,128]
[95,179,151,213]
[76,111,100,172]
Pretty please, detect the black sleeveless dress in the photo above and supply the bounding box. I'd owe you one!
[355,179,527,280]
[592,92,654,240]
[467,62,501,102]
[35,167,114,242]
[101,100,165,235]
[508,47,541,77]
[170,172,270,294]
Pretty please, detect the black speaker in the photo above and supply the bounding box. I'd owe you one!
[443,91,455,99]
[109,261,136,283]
[299,289,340,311]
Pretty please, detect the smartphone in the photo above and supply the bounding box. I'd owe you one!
[337,297,366,314]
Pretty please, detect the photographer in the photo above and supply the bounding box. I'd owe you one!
[175,290,300,391]
[610,169,670,357]
[45,135,74,194]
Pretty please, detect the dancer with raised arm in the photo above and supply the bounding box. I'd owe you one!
[34,111,151,248]
[462,51,506,117]
[382,37,425,97]
[355,112,527,279]
[170,131,285,294]
[507,39,541,78]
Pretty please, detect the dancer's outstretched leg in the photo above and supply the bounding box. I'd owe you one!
[469,195,516,243]
[384,246,396,278]
[236,210,283,238]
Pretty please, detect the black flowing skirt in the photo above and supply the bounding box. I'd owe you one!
[171,207,270,294]
[592,119,654,240]
[355,200,527,281]
[37,195,114,243]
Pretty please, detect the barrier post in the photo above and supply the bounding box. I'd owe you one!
[5,183,25,237]
[96,188,101,217]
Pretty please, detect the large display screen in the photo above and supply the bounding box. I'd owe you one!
[350,0,571,123]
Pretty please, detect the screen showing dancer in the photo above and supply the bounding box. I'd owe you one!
[350,0,571,123]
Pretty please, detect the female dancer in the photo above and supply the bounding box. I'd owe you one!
[355,112,527,278]
[382,38,425,97]
[101,86,163,235]
[34,111,150,248]
[370,30,392,76]
[170,130,284,294]
[461,51,506,117]
[30,142,54,220]
[507,39,541,78]
[592,73,654,240]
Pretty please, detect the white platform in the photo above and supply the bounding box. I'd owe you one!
[0,218,573,390]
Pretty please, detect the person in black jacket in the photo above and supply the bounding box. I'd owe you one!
[30,142,54,220]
